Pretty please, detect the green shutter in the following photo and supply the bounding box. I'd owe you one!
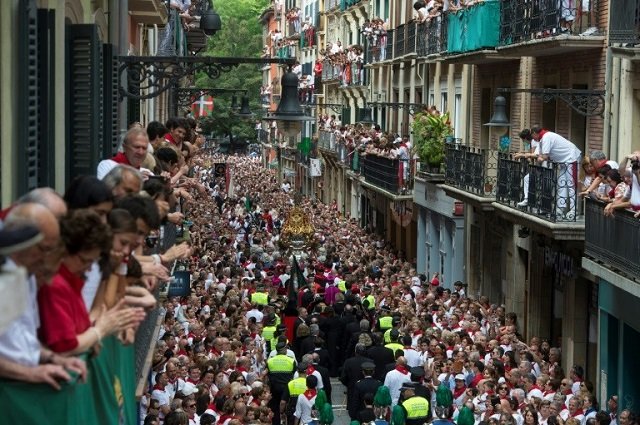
[37,8,56,188]
[102,44,119,159]
[17,0,39,195]
[66,24,104,182]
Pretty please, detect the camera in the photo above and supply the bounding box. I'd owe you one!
[145,235,159,248]
[631,158,640,170]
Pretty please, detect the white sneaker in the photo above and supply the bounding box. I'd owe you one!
[517,200,528,207]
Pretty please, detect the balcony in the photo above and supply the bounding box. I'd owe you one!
[443,143,498,205]
[300,26,317,48]
[610,0,640,44]
[446,2,501,55]
[318,130,338,153]
[326,0,340,12]
[361,155,413,197]
[496,155,579,223]
[584,198,640,281]
[498,0,603,55]
[157,8,188,56]
[130,0,168,25]
[395,24,406,58]
[417,16,448,56]
[322,61,341,81]
[365,30,393,63]
[340,0,365,11]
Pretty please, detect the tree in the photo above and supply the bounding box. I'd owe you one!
[195,0,269,147]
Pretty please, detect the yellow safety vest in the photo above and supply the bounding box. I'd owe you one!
[379,316,393,330]
[267,354,296,372]
[287,377,307,396]
[383,328,397,343]
[262,325,277,344]
[385,342,403,356]
[363,294,375,310]
[337,280,346,292]
[251,292,268,305]
[403,396,430,419]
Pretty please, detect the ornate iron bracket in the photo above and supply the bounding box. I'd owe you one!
[368,102,427,116]
[118,56,295,100]
[498,88,606,117]
[319,103,344,114]
[174,87,247,109]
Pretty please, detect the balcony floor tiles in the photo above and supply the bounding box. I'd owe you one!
[495,35,605,57]
[491,202,585,241]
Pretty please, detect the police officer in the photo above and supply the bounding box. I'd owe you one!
[385,329,404,355]
[378,306,393,332]
[251,283,269,306]
[352,362,383,420]
[361,285,376,311]
[262,313,278,353]
[400,383,430,425]
[383,316,402,344]
[267,342,296,425]
[280,362,308,425]
[409,367,432,420]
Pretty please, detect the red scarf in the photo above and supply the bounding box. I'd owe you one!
[306,365,316,376]
[186,378,199,385]
[165,133,177,145]
[538,129,548,139]
[543,390,555,397]
[112,152,134,167]
[153,384,165,392]
[395,365,409,375]
[572,410,585,418]
[453,385,466,399]
[303,389,317,400]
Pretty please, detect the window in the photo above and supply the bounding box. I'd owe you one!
[441,92,448,113]
[454,93,462,137]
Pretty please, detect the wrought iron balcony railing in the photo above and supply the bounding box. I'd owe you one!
[341,0,364,10]
[318,130,338,153]
[444,143,497,197]
[157,8,188,56]
[417,15,448,56]
[584,198,640,280]
[610,0,640,43]
[500,0,600,46]
[362,155,413,194]
[300,26,317,48]
[496,154,579,222]
[365,30,393,63]
[406,22,418,55]
[395,24,406,58]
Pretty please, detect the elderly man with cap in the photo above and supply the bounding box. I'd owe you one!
[267,341,297,425]
[352,361,383,420]
[281,361,309,425]
[341,343,374,420]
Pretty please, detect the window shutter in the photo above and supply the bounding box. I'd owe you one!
[17,0,40,195]
[102,43,119,159]
[37,8,56,188]
[66,24,104,182]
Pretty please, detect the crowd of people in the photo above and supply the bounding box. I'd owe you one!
[361,18,389,62]
[320,42,366,87]
[0,112,636,425]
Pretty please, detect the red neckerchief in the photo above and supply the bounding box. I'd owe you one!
[153,384,165,392]
[572,410,585,418]
[530,384,542,391]
[485,389,495,396]
[306,365,316,376]
[210,347,222,356]
[237,366,247,373]
[165,133,177,145]
[303,389,317,400]
[538,129,548,139]
[186,378,199,385]
[543,390,555,397]
[395,365,409,375]
[218,414,232,423]
[453,385,466,399]
[177,349,188,356]
[112,152,134,167]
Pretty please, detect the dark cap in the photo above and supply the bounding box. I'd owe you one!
[410,367,425,377]
[276,342,287,351]
[390,329,400,340]
[362,285,372,291]
[380,305,391,312]
[297,361,308,372]
[361,362,376,371]
[401,382,417,391]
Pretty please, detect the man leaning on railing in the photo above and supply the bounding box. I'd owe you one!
[531,125,581,219]
[604,151,640,217]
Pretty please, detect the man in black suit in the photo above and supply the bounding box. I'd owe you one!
[340,343,373,420]
[352,362,383,420]
[341,306,361,359]
[366,332,395,382]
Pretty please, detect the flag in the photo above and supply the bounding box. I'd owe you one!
[192,95,214,118]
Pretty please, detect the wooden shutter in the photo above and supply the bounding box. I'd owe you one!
[37,8,56,188]
[66,24,104,182]
[17,0,40,195]
[102,43,119,159]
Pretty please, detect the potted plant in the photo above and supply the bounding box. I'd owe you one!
[412,109,453,173]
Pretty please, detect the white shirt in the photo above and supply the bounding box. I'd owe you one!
[539,131,581,163]
[294,392,317,423]
[0,259,41,367]
[246,308,264,323]
[81,261,102,311]
[384,368,412,406]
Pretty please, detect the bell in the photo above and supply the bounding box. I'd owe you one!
[265,70,314,137]
[236,95,253,118]
[200,8,222,36]
[358,107,376,127]
[484,95,511,127]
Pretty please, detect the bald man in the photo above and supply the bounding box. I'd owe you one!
[384,356,412,408]
[0,203,85,389]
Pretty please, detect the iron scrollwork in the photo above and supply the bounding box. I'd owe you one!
[119,56,295,100]
[499,88,606,117]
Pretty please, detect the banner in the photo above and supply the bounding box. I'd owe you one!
[168,271,191,298]
[192,95,214,118]
[309,158,322,177]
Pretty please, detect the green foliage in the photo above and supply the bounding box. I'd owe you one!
[411,111,453,167]
[195,0,269,143]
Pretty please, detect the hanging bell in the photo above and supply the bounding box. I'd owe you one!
[484,95,511,127]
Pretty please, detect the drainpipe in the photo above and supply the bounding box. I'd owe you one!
[603,46,613,158]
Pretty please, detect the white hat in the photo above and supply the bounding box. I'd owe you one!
[455,374,466,381]
[182,382,199,396]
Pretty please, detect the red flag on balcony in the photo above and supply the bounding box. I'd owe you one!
[192,95,214,118]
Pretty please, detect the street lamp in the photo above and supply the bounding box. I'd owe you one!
[200,1,222,36]
[265,70,314,140]
[483,95,511,152]
[358,106,377,127]
[236,95,254,119]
